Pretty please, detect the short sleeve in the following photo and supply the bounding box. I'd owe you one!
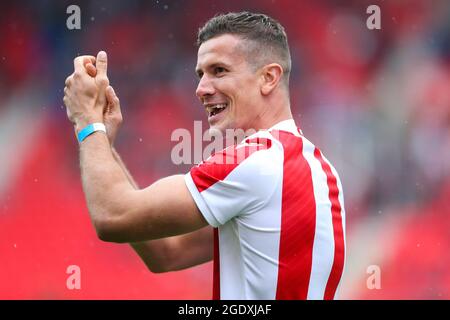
[184,136,282,227]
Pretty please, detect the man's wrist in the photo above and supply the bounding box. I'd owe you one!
[74,116,103,134]
[76,122,107,143]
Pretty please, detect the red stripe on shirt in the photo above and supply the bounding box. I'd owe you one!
[212,228,220,300]
[191,138,272,192]
[313,148,345,300]
[274,131,316,299]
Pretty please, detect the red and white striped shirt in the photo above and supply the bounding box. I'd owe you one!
[185,119,346,300]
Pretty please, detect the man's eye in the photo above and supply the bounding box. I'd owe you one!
[214,67,225,75]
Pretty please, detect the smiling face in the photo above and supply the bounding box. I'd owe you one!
[195,34,262,133]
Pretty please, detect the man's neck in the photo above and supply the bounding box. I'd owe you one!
[253,105,293,132]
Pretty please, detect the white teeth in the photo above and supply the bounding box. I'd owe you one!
[206,103,228,116]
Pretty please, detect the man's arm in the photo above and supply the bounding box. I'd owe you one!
[64,52,212,270]
[130,228,213,273]
[112,148,212,273]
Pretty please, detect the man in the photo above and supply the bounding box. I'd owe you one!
[63,12,346,300]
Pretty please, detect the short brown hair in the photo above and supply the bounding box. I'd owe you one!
[197,11,292,86]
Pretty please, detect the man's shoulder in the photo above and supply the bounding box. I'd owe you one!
[190,130,283,185]
[203,130,282,167]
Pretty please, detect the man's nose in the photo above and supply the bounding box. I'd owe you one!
[196,75,215,99]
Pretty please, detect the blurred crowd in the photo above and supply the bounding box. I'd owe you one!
[0,0,449,299]
[1,0,449,215]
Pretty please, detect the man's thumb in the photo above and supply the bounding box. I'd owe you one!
[96,51,108,77]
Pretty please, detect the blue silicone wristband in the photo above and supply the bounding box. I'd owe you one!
[77,123,106,142]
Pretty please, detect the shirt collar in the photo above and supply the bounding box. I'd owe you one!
[269,119,303,136]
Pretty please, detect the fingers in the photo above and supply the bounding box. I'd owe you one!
[73,55,95,73]
[69,53,110,115]
[83,56,96,67]
[84,56,97,77]
[96,51,108,78]
[85,63,97,77]
[105,86,121,112]
[65,75,72,87]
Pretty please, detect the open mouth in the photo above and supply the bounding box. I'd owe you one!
[206,103,228,117]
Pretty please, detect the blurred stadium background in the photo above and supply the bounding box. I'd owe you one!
[0,0,449,299]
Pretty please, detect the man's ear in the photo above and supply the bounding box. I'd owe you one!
[260,63,283,96]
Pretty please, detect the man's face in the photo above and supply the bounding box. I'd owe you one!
[195,34,261,133]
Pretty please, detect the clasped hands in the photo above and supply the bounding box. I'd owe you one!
[63,51,122,145]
